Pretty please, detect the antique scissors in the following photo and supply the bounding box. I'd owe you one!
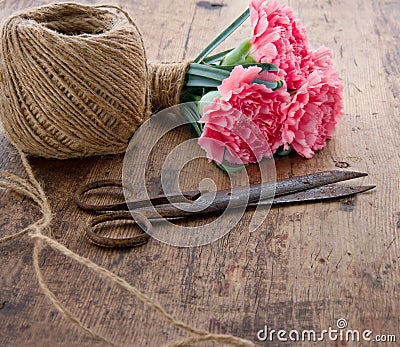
[74,170,375,248]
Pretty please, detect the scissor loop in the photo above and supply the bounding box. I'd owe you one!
[86,211,152,248]
[74,179,128,212]
[74,179,202,212]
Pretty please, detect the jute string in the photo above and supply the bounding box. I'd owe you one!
[0,3,189,159]
[0,3,257,346]
[148,62,189,112]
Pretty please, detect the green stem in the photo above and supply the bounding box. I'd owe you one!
[216,163,246,173]
[194,8,250,64]
[203,49,235,64]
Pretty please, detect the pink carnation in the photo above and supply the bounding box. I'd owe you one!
[250,0,344,158]
[198,65,290,164]
[250,0,312,90]
[282,68,343,158]
[198,1,344,163]
[198,99,269,164]
[300,46,338,78]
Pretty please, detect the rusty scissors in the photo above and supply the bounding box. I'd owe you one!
[74,170,375,248]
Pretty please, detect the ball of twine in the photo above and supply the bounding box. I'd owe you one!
[0,3,188,159]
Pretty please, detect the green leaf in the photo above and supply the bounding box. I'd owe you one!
[216,162,246,173]
[187,63,231,80]
[203,49,235,64]
[186,63,234,87]
[276,146,292,156]
[252,78,280,90]
[194,8,250,64]
[274,80,284,90]
[220,38,256,66]
[211,62,279,73]
[185,76,222,88]
[181,103,203,137]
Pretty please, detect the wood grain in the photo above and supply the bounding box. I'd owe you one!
[1,0,399,346]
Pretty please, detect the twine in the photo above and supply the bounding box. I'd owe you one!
[148,62,189,112]
[0,3,189,159]
[0,3,257,346]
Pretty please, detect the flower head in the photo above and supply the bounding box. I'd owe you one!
[198,99,269,164]
[283,68,343,158]
[249,0,344,158]
[198,65,290,164]
[250,0,312,90]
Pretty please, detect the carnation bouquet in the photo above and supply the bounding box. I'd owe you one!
[181,0,343,170]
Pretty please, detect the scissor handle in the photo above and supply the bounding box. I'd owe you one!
[74,179,128,212]
[75,179,202,212]
[86,211,152,248]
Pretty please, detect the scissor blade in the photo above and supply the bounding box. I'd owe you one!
[273,170,368,198]
[254,185,375,206]
[197,170,369,209]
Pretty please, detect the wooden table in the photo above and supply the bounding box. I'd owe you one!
[1,0,399,346]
